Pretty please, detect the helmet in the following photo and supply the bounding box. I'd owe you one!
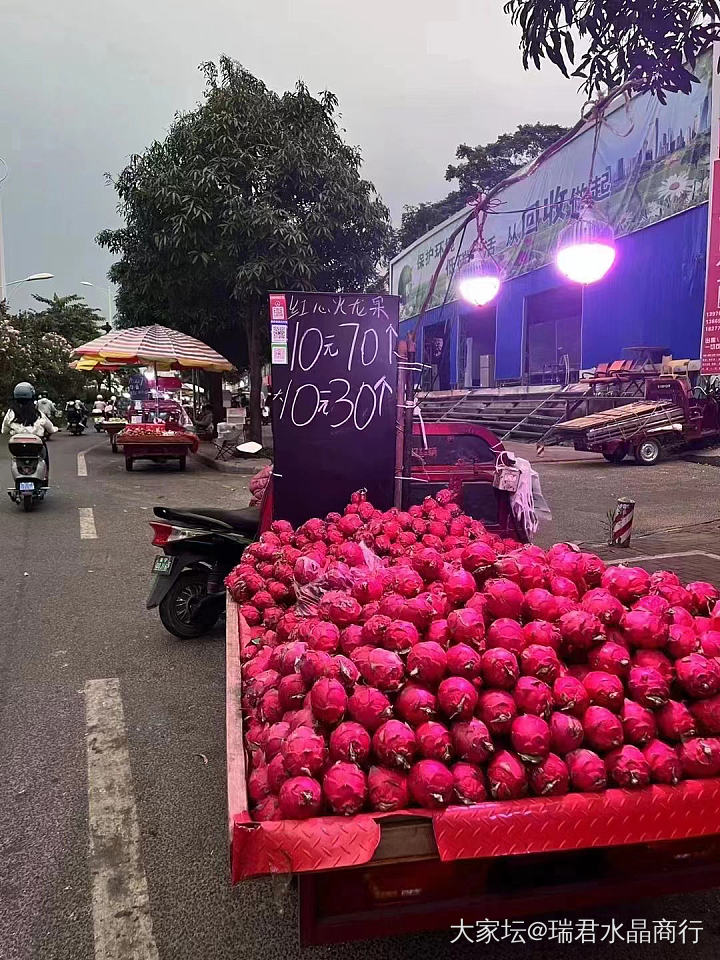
[13,382,35,400]
[97,394,104,400]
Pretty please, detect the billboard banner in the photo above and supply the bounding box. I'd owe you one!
[701,45,720,376]
[392,51,712,322]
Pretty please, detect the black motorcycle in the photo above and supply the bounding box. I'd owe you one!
[147,505,259,638]
[66,408,87,436]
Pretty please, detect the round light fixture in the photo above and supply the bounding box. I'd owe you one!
[556,204,616,284]
[458,253,501,306]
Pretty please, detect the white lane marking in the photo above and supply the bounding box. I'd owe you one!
[84,678,160,960]
[77,452,88,477]
[79,507,97,539]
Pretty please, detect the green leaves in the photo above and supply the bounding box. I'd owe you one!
[504,0,720,100]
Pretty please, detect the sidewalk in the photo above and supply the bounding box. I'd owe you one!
[506,441,601,464]
[192,442,270,475]
[594,519,720,585]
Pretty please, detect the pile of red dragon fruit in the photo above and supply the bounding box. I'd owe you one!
[226,489,720,823]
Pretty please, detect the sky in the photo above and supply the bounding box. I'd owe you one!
[0,0,582,317]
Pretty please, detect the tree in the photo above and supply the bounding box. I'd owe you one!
[396,123,567,249]
[29,293,102,346]
[98,57,394,441]
[504,0,720,103]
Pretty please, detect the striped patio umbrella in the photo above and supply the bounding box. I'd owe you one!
[71,324,233,373]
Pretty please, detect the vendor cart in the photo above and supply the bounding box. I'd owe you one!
[545,376,720,465]
[116,423,198,471]
[226,600,720,945]
[100,420,128,453]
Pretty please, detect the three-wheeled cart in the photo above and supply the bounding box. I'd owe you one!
[116,424,197,471]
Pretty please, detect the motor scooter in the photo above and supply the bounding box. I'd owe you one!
[7,433,48,511]
[66,407,86,436]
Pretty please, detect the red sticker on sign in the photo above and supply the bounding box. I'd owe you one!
[269,294,287,322]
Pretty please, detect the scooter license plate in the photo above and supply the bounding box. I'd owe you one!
[153,555,174,575]
[19,482,35,492]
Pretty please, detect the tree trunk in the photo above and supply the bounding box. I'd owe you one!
[207,373,225,428]
[247,309,263,444]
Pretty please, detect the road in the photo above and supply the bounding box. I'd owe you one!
[2,434,720,960]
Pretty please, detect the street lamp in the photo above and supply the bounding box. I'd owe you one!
[556,202,616,285]
[81,280,114,330]
[1,272,54,301]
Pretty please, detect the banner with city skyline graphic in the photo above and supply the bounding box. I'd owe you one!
[392,50,712,322]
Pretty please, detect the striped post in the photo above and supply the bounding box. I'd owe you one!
[611,497,635,547]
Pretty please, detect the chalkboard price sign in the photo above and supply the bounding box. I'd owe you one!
[269,291,400,527]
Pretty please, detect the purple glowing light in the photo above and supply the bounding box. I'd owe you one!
[556,241,616,284]
[458,273,501,306]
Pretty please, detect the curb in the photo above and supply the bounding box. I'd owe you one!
[681,453,720,468]
[192,452,270,476]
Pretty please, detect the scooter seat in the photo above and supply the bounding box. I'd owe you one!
[154,505,260,536]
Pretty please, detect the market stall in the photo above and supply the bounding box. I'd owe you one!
[101,418,128,453]
[116,421,198,471]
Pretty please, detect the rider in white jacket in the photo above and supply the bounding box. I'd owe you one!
[2,382,58,439]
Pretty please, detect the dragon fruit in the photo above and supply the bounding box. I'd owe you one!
[690,695,720,734]
[412,547,445,582]
[687,581,719,615]
[310,678,347,725]
[581,554,606,587]
[339,624,364,656]
[298,649,333,685]
[378,620,419,654]
[627,666,670,709]
[259,688,284,724]
[444,569,476,606]
[278,776,323,819]
[514,676,553,718]
[282,727,327,777]
[486,618,526,655]
[395,684,438,727]
[452,762,488,804]
[528,753,570,797]
[323,762,368,815]
[367,766,409,812]
[307,621,341,653]
[601,566,651,604]
[487,750,529,800]
[523,588,560,623]
[416,721,453,762]
[408,759,455,808]
[437,676,478,721]
[666,624,699,659]
[549,712,584,754]
[622,610,668,650]
[477,690,517,736]
[333,655,360,690]
[447,608,486,647]
[378,593,406,620]
[347,686,393,731]
[523,621,562,651]
[248,764,271,802]
[634,594,670,618]
[452,718,495,763]
[461,542,497,576]
[655,583,694,610]
[401,593,438,630]
[360,648,405,692]
[643,739,681,785]
[361,615,391,646]
[549,575,580,600]
[264,721,291,760]
[391,567,424,598]
[278,673,307,712]
[581,588,625,626]
[243,647,275,680]
[510,714,551,763]
[552,676,590,716]
[668,605,695,629]
[267,753,290,793]
[633,649,673,683]
[675,654,720,699]
[678,738,720,778]
[650,569,681,590]
[700,632,720,658]
[484,578,525,620]
[567,749,607,792]
[372,720,417,770]
[406,642,447,687]
[274,641,308,676]
[605,745,651,788]
[426,618,451,646]
[621,700,657,746]
[582,706,623,752]
[583,671,624,712]
[481,648,519,689]
[588,641,631,677]
[559,611,604,652]
[520,644,561,683]
[656,700,697,742]
[447,643,483,681]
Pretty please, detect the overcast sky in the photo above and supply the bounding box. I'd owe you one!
[0,0,582,317]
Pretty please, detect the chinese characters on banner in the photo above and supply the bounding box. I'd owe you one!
[701,159,720,373]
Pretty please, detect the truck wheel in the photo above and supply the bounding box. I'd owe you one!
[634,439,662,465]
[158,569,219,639]
[602,443,628,463]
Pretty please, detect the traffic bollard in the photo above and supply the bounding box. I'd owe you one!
[611,497,635,547]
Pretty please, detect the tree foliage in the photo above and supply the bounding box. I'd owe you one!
[98,57,394,439]
[396,122,567,249]
[504,0,720,103]
[29,293,102,346]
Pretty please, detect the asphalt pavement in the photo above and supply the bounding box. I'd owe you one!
[3,433,720,960]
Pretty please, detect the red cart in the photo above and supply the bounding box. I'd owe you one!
[116,424,198,471]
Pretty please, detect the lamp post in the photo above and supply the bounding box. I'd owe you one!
[1,272,54,302]
[81,280,114,330]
